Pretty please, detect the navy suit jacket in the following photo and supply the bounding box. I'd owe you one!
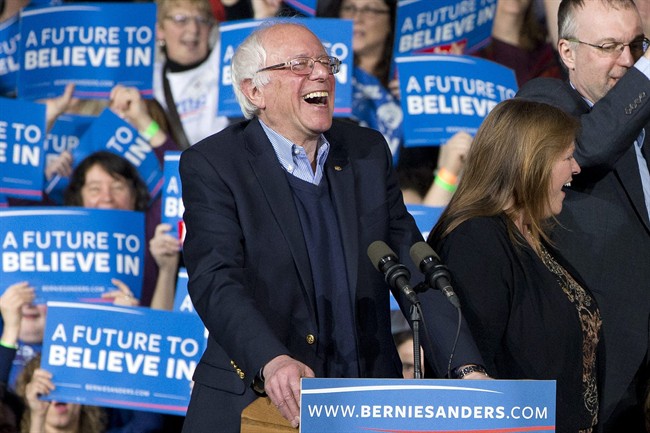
[518,71,650,431]
[179,118,482,432]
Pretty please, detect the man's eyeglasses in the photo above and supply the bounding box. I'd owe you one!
[340,3,390,18]
[164,14,213,27]
[566,37,650,57]
[256,56,342,75]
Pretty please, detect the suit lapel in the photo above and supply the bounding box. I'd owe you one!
[325,130,359,304]
[243,120,317,311]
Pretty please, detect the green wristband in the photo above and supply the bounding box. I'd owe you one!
[434,175,458,193]
[0,339,18,349]
[140,120,160,140]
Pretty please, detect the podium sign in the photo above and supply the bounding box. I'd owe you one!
[300,378,555,432]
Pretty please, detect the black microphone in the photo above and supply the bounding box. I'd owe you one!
[367,240,420,305]
[409,242,461,309]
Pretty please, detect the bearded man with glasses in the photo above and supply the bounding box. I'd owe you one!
[178,22,487,433]
[518,0,650,431]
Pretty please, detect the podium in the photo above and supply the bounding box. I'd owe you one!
[299,378,556,432]
[241,397,297,433]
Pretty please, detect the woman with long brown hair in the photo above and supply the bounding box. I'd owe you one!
[428,98,601,433]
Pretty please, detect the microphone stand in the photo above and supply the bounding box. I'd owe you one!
[409,303,422,379]
[409,281,431,380]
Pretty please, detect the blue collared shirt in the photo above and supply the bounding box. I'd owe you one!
[260,120,330,185]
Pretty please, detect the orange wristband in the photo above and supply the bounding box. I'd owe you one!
[436,167,458,185]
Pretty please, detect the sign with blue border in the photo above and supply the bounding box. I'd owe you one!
[40,301,205,415]
[300,378,556,432]
[396,54,517,146]
[394,0,496,56]
[173,268,193,314]
[17,2,156,100]
[0,207,144,302]
[0,97,46,199]
[161,151,184,241]
[0,15,21,96]
[42,113,95,204]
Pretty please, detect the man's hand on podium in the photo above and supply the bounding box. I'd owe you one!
[263,355,316,428]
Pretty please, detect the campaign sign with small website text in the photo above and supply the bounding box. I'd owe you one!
[17,2,156,100]
[40,301,205,415]
[218,18,352,118]
[300,378,556,432]
[161,151,184,242]
[0,207,144,302]
[0,15,20,96]
[394,0,496,56]
[396,54,517,146]
[0,97,46,200]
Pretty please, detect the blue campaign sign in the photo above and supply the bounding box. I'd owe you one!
[161,151,184,241]
[300,378,556,432]
[284,0,317,16]
[0,97,46,200]
[396,54,517,146]
[173,268,194,314]
[17,2,156,100]
[218,18,352,118]
[0,15,20,96]
[0,207,145,302]
[43,113,95,204]
[41,301,206,415]
[44,113,94,163]
[407,204,444,240]
[394,0,496,56]
[72,109,164,201]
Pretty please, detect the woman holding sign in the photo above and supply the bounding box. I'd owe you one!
[428,99,601,433]
[64,151,181,310]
